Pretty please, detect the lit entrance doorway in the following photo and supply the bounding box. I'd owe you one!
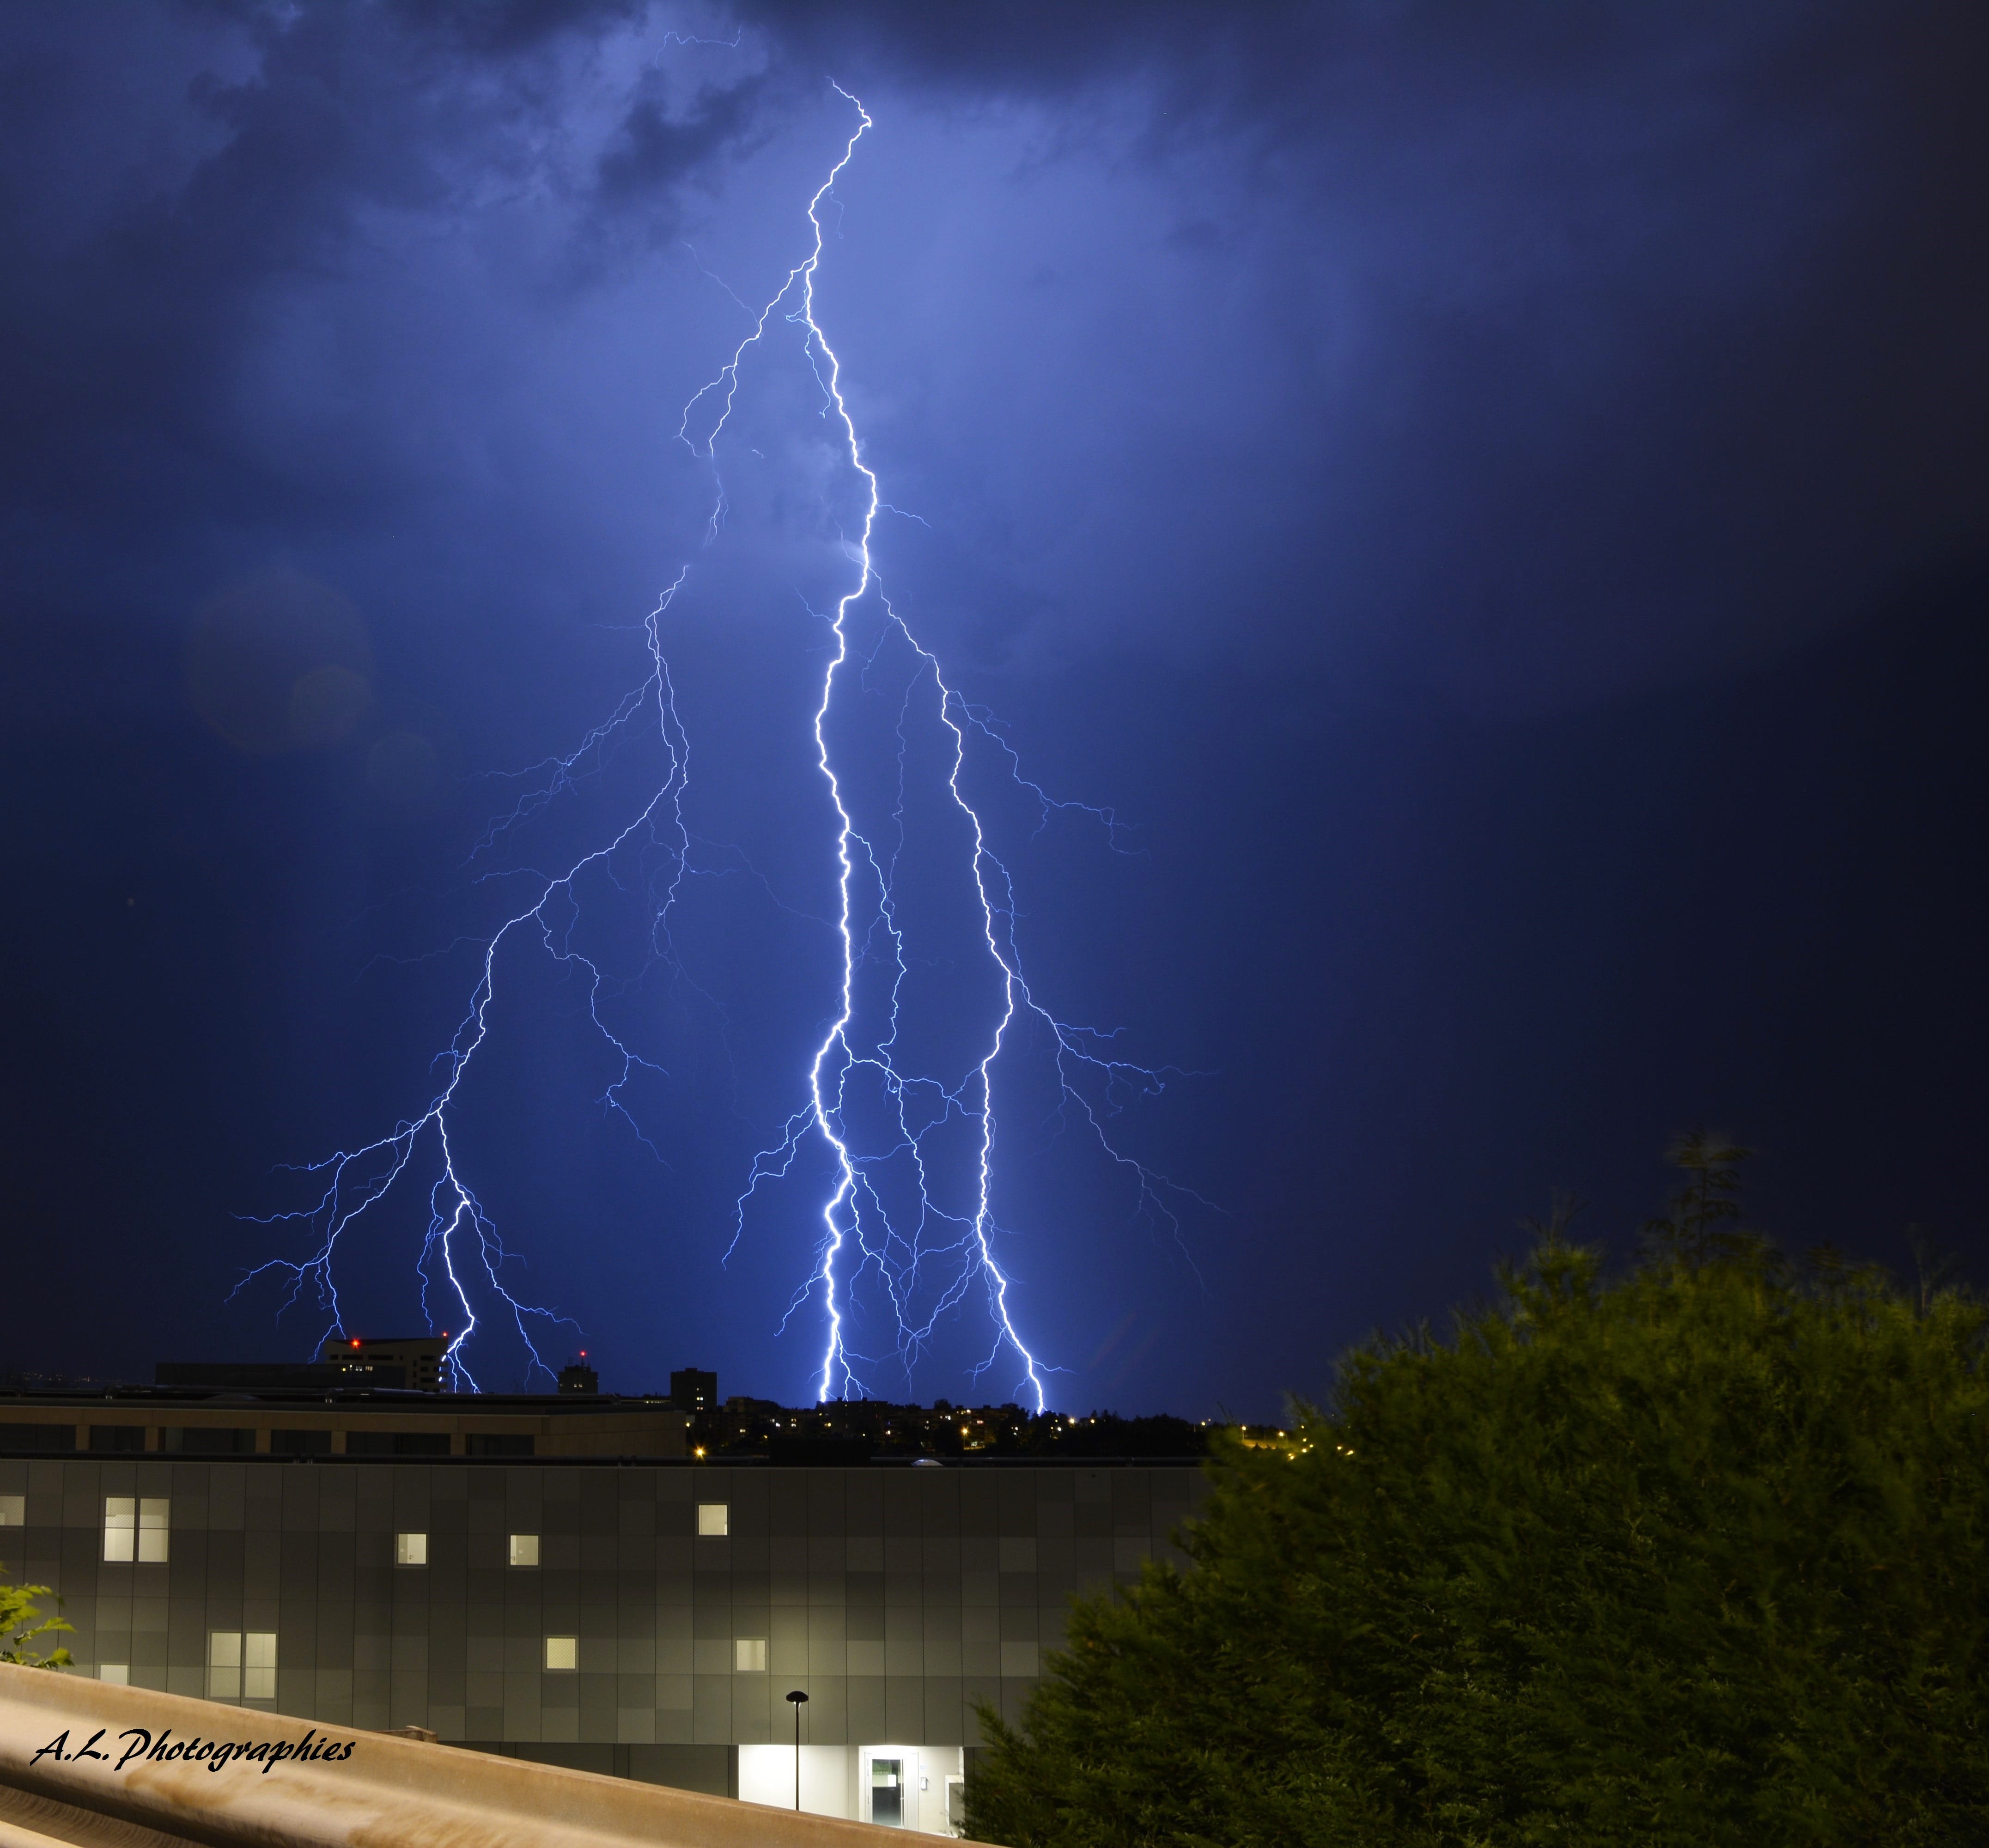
[858,1745,965,1833]
[869,1752,908,1828]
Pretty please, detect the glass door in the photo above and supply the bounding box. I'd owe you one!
[869,1755,906,1827]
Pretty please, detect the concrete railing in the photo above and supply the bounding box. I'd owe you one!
[0,1665,976,1848]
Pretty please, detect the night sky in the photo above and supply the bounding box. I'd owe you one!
[4,2,1986,1419]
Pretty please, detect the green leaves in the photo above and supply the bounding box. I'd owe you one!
[0,1576,71,1669]
[967,1154,1989,1847]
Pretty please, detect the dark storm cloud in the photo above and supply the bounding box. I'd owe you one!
[737,1,1917,135]
[384,0,645,57]
[736,0,1243,94]
[728,0,1989,708]
[11,1,1983,709]
[597,76,766,203]
[0,0,784,761]
[3,7,468,526]
[0,1,757,539]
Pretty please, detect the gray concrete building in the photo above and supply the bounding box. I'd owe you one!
[0,1389,690,1459]
[0,1447,1206,1835]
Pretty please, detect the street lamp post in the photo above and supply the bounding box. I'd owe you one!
[785,1689,809,1812]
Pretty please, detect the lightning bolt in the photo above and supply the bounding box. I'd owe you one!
[685,87,1204,1410]
[238,574,694,1390]
[247,85,1201,1404]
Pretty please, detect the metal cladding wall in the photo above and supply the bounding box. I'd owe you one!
[0,1662,970,1848]
[0,1458,1206,1760]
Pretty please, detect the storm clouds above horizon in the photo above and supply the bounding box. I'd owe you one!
[4,2,1986,1413]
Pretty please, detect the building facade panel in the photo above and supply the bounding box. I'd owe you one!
[0,1453,1205,1831]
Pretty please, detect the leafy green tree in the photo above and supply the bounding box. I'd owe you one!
[0,1574,70,1668]
[969,1141,1989,1846]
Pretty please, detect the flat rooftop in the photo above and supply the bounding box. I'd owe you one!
[0,1385,669,1412]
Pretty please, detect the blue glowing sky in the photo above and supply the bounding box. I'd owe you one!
[3,3,1986,1416]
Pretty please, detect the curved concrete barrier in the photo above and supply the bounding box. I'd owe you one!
[0,1666,973,1848]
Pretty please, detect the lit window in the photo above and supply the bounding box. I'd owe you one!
[395,1532,428,1567]
[139,1498,169,1562]
[98,1664,128,1685]
[508,1533,540,1567]
[734,1638,767,1672]
[244,1631,276,1700]
[696,1502,728,1537]
[544,1635,577,1672]
[210,1631,276,1700]
[0,1494,22,1526]
[105,1496,169,1562]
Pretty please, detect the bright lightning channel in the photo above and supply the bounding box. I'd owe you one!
[246,85,1198,1405]
[684,87,1203,1410]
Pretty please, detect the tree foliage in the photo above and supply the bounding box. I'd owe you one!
[969,1141,1989,1846]
[0,1575,70,1668]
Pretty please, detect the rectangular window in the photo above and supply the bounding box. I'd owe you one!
[466,1433,534,1458]
[544,1635,577,1672]
[138,1497,169,1563]
[164,1427,254,1455]
[244,1631,276,1700]
[734,1638,767,1672]
[99,1664,129,1685]
[212,1631,277,1700]
[270,1428,332,1456]
[105,1498,171,1563]
[103,1497,134,1562]
[508,1533,540,1567]
[345,1430,451,1457]
[0,1494,23,1526]
[395,1532,428,1567]
[0,1422,75,1453]
[208,1630,240,1699]
[696,1502,729,1537]
[87,1425,146,1453]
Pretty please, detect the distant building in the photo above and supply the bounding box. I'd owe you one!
[669,1368,717,1413]
[318,1334,450,1393]
[157,1362,361,1391]
[0,1385,687,1459]
[558,1362,599,1395]
[159,1337,455,1394]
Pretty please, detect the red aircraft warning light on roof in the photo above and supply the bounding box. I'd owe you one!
[317,1334,451,1393]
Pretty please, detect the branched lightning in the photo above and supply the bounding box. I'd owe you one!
[250,85,1200,1403]
[684,89,1204,1410]
[240,575,695,1389]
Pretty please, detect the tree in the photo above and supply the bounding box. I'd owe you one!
[0,1574,70,1668]
[968,1144,1989,1846]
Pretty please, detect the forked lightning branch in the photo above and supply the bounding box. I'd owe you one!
[243,88,1197,1406]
